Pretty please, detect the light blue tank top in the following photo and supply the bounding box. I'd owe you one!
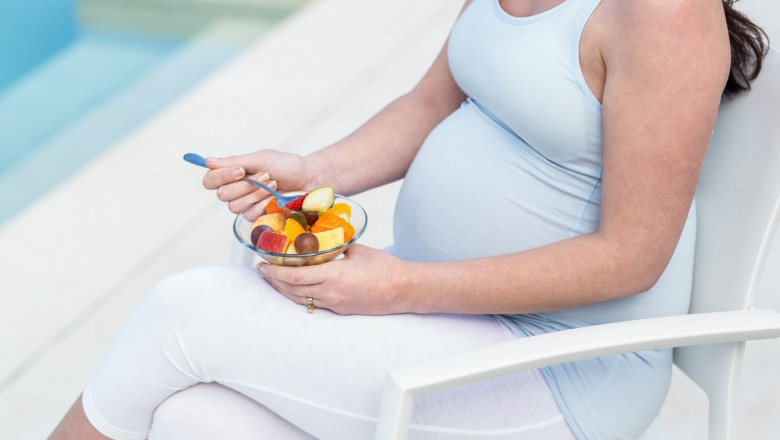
[393,0,697,438]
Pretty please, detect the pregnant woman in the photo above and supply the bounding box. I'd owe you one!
[51,0,768,438]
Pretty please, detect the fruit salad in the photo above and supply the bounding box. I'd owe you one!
[251,186,355,255]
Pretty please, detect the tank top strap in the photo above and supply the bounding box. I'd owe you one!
[570,0,603,111]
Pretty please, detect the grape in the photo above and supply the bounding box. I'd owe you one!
[294,233,319,254]
[302,211,319,226]
[289,212,308,229]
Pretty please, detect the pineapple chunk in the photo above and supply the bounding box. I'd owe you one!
[312,227,345,251]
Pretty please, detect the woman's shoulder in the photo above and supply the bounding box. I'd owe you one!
[596,0,728,41]
[595,0,730,79]
[596,0,726,34]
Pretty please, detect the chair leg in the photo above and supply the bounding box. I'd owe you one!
[676,342,746,440]
[375,375,415,440]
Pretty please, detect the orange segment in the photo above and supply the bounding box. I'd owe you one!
[323,203,352,221]
[310,212,355,242]
[282,218,306,246]
[265,197,291,216]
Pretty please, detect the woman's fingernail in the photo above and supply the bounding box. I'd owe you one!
[256,263,267,274]
[258,172,270,182]
[233,167,245,179]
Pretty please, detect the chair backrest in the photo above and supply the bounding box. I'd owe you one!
[674,47,780,439]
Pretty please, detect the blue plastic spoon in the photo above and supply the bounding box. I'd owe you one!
[183,153,300,210]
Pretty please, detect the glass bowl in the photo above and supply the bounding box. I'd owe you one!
[233,192,367,266]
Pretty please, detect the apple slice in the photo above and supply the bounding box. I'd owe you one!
[301,186,334,215]
[312,227,345,251]
[256,230,288,253]
[251,225,274,246]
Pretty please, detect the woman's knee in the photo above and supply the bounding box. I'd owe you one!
[135,265,275,356]
[141,266,257,321]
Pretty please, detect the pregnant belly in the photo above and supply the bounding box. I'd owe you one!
[393,101,602,263]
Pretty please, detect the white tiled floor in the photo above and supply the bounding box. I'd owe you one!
[1,0,778,438]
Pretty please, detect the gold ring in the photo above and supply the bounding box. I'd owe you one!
[306,297,315,313]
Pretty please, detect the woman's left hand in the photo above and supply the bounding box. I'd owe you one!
[256,245,410,315]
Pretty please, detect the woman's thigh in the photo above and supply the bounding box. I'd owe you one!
[85,265,574,439]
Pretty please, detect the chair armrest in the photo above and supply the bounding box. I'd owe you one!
[375,308,780,440]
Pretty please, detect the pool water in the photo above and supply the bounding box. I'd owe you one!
[0,31,179,178]
[0,7,287,226]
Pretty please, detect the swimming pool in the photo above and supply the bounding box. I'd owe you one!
[0,0,294,226]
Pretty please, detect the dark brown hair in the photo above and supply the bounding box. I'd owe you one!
[722,0,770,95]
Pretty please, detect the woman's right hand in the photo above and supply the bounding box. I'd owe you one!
[201,149,314,218]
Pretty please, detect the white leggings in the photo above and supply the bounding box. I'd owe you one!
[83,266,576,440]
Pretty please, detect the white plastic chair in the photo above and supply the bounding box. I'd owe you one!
[374,48,780,440]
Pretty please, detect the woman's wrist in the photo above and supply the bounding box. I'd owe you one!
[393,260,432,314]
[301,152,332,191]
[303,147,361,196]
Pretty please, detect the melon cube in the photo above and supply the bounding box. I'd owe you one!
[312,227,345,251]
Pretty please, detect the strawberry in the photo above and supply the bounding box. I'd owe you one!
[285,193,308,211]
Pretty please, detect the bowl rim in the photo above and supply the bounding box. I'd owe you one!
[232,193,368,258]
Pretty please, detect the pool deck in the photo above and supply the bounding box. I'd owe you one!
[1,0,778,438]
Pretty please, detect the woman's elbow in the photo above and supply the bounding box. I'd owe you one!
[605,240,676,298]
[618,254,674,297]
